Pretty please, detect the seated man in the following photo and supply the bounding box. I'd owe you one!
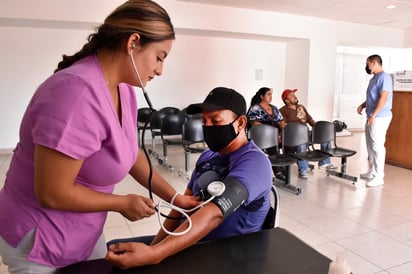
[279,89,335,179]
[106,87,273,269]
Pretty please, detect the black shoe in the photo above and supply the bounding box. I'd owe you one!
[275,172,286,181]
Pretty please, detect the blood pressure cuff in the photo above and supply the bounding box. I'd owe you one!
[198,170,221,201]
[211,177,248,219]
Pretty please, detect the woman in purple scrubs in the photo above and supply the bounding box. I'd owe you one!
[0,1,197,272]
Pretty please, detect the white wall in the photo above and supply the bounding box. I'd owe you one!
[0,0,409,150]
[405,29,412,47]
[137,34,287,110]
[0,26,91,149]
[284,40,310,107]
[0,27,287,149]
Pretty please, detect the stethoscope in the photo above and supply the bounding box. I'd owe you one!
[129,48,225,236]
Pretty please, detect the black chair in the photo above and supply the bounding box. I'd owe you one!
[149,107,180,156]
[180,107,202,121]
[282,123,329,175]
[149,110,164,155]
[312,121,358,184]
[137,107,154,147]
[159,110,186,164]
[262,185,281,229]
[182,118,206,175]
[249,124,301,195]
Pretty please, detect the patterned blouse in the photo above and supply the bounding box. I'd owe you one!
[247,104,284,127]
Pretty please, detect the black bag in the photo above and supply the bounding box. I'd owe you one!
[333,120,347,132]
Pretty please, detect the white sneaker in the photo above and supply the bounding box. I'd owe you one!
[366,177,384,187]
[326,164,337,170]
[298,173,308,179]
[319,163,332,169]
[360,172,374,179]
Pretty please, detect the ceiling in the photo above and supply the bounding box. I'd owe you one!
[175,0,412,30]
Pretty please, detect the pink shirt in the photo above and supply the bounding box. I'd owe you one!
[0,55,138,267]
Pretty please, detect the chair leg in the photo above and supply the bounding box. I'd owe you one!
[151,132,156,154]
[326,157,358,184]
[340,157,347,174]
[185,150,190,173]
[274,179,302,195]
[273,165,302,195]
[162,140,168,163]
[285,165,291,184]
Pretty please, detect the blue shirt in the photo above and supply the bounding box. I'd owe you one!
[366,71,393,117]
[187,141,272,241]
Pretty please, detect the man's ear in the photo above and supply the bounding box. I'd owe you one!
[237,115,248,130]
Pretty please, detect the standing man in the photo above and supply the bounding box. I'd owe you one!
[279,89,335,179]
[357,54,393,187]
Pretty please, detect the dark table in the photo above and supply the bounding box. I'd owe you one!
[59,227,331,274]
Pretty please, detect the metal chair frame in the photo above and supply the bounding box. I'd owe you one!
[312,121,358,184]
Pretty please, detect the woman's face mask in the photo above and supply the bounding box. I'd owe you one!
[202,117,239,152]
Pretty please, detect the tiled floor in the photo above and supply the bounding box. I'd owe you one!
[1,131,412,273]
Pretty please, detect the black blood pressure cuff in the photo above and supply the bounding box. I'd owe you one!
[211,177,248,219]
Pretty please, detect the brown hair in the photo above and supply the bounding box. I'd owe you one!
[55,0,175,72]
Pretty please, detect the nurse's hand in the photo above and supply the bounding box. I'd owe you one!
[120,194,156,221]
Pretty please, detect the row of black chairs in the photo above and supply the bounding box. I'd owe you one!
[250,122,357,195]
[138,108,357,194]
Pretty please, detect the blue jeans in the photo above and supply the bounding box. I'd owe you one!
[295,144,309,175]
[318,142,332,167]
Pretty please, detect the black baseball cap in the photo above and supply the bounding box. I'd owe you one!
[187,87,246,116]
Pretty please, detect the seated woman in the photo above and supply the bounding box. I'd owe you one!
[247,87,287,180]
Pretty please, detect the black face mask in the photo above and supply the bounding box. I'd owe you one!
[202,117,239,152]
[365,65,372,75]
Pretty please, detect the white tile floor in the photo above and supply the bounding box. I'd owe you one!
[1,131,412,274]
